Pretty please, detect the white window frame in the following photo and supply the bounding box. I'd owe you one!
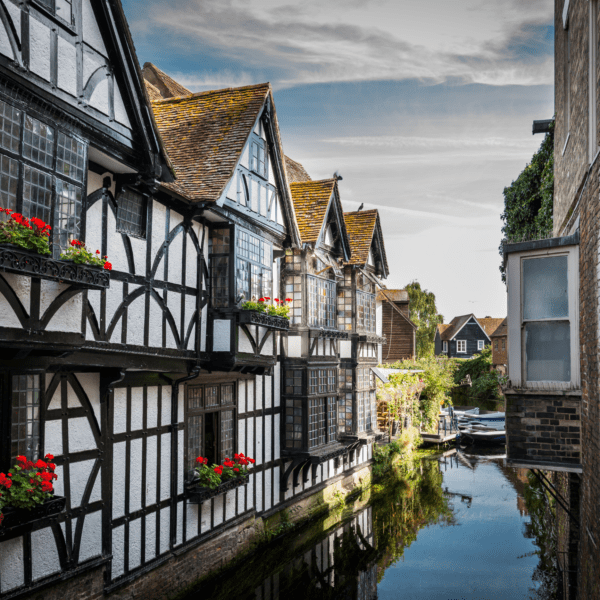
[506,244,580,390]
[477,340,485,351]
[456,340,467,354]
[442,340,448,353]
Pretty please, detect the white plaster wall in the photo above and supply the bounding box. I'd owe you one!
[160,507,170,554]
[2,273,31,314]
[264,374,272,408]
[225,489,236,521]
[260,331,273,356]
[76,372,101,426]
[185,231,198,288]
[113,442,126,518]
[160,434,170,501]
[82,0,108,56]
[151,201,167,265]
[42,282,83,333]
[161,386,172,426]
[255,417,263,466]
[200,305,207,352]
[265,415,272,462]
[238,327,253,354]
[200,500,210,535]
[176,501,184,546]
[29,17,51,81]
[107,212,129,273]
[130,236,146,276]
[166,292,181,349]
[145,513,156,563]
[186,504,199,540]
[57,37,77,97]
[114,86,131,129]
[31,527,60,581]
[340,340,352,358]
[68,417,96,453]
[45,419,62,456]
[167,230,183,285]
[113,388,127,434]
[129,518,142,570]
[255,376,263,411]
[246,417,254,461]
[255,471,263,513]
[274,363,281,408]
[213,320,231,351]
[287,335,302,358]
[247,380,255,412]
[112,525,125,577]
[0,537,24,592]
[0,19,13,60]
[77,510,102,562]
[127,286,144,346]
[89,76,110,116]
[238,380,246,414]
[213,495,224,526]
[185,294,196,350]
[69,459,96,507]
[148,294,163,348]
[0,290,23,328]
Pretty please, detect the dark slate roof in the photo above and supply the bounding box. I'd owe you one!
[285,156,312,182]
[437,315,505,341]
[150,83,272,202]
[142,63,192,100]
[289,179,336,243]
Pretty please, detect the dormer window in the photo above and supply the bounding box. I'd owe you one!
[250,139,266,178]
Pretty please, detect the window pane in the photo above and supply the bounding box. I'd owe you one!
[523,256,569,320]
[220,410,234,462]
[0,99,21,154]
[187,414,202,472]
[188,386,203,409]
[54,179,82,256]
[23,115,54,169]
[285,398,303,448]
[116,188,146,237]
[0,154,18,216]
[11,374,41,462]
[327,397,337,441]
[56,132,85,182]
[206,386,219,407]
[525,321,571,382]
[55,0,72,22]
[221,384,234,406]
[23,165,53,224]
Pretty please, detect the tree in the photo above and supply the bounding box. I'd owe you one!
[405,281,443,358]
[499,127,554,281]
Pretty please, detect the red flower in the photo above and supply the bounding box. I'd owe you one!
[34,459,47,469]
[41,482,53,492]
[16,455,27,465]
[264,297,271,300]
[196,456,204,464]
[233,468,239,472]
[41,472,53,481]
[45,454,54,461]
[247,458,255,464]
[258,298,265,302]
[214,466,223,475]
[285,298,292,302]
[274,298,280,302]
[96,250,100,254]
[47,462,56,470]
[103,262,112,271]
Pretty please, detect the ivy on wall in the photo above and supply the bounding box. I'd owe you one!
[499,126,554,281]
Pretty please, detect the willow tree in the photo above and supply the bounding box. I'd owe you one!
[405,281,443,358]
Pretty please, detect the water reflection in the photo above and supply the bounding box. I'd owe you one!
[185,448,558,600]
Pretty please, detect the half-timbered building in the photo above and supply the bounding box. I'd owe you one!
[0,5,392,596]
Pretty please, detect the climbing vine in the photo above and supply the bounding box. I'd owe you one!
[499,126,554,281]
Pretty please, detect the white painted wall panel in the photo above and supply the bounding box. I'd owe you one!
[89,76,110,116]
[0,21,14,61]
[238,328,253,354]
[255,376,263,411]
[238,419,246,459]
[160,434,171,501]
[237,484,246,513]
[146,435,158,505]
[264,469,272,511]
[274,466,280,503]
[247,417,254,462]
[274,363,280,408]
[82,0,108,55]
[130,237,146,276]
[273,416,280,461]
[52,465,64,497]
[68,417,96,453]
[238,380,246,414]
[166,292,181,349]
[256,417,263,466]
[127,286,144,346]
[247,380,254,413]
[0,537,24,592]
[161,387,172,426]
[45,420,62,456]
[186,504,199,540]
[145,513,156,563]
[43,286,83,333]
[69,459,95,508]
[31,527,60,581]
[147,387,158,428]
[90,467,102,503]
[78,510,102,562]
[131,387,144,431]
[160,507,170,554]
[114,85,132,128]
[151,201,167,264]
[185,232,198,288]
[260,332,273,356]
[2,273,30,314]
[113,388,127,434]
[175,501,184,546]
[185,295,196,350]
[265,415,272,463]
[213,494,224,526]
[288,336,302,357]
[200,500,210,534]
[340,340,352,358]
[113,442,126,518]
[264,375,272,409]
[255,471,263,513]
[149,294,163,349]
[225,489,236,521]
[167,231,183,286]
[112,525,125,577]
[107,211,129,273]
[213,320,230,351]
[200,305,207,352]
[130,439,143,513]
[106,280,123,342]
[77,373,100,426]
[129,518,142,570]
[29,18,50,81]
[177,429,184,494]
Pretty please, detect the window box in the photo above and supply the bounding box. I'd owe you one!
[239,310,289,331]
[0,245,110,290]
[0,496,66,535]
[185,475,249,504]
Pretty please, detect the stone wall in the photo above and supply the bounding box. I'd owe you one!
[505,392,582,468]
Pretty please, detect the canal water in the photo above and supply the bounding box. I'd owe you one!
[185,448,557,600]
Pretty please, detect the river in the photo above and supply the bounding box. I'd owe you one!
[184,447,558,600]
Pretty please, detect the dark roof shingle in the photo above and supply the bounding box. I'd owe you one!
[438,315,505,341]
[150,83,271,202]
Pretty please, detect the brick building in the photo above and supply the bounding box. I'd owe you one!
[503,1,600,598]
[490,318,507,370]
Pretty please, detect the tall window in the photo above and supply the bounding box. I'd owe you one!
[456,340,467,353]
[477,340,485,351]
[338,368,353,435]
[338,287,353,331]
[250,139,267,178]
[0,99,85,256]
[116,188,146,238]
[236,228,272,302]
[185,383,235,475]
[357,290,376,332]
[355,367,377,434]
[308,275,336,328]
[210,228,231,308]
[442,340,448,353]
[11,375,41,463]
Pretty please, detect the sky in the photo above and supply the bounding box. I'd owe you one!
[122,0,555,321]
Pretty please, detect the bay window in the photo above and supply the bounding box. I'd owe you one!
[0,98,86,257]
[357,290,376,332]
[505,237,579,389]
[235,228,272,302]
[308,275,336,328]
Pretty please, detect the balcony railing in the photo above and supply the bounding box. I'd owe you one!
[239,310,290,331]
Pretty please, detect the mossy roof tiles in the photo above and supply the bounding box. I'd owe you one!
[142,62,192,100]
[343,210,378,266]
[150,83,271,202]
[285,156,312,182]
[289,179,336,243]
[377,289,409,302]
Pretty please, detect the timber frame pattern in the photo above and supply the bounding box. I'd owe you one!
[0,2,390,599]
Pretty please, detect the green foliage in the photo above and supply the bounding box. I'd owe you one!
[453,346,505,401]
[386,356,457,432]
[404,281,444,358]
[0,211,51,255]
[60,240,112,269]
[500,127,554,281]
[240,298,291,319]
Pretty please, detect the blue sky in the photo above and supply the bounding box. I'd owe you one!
[123,0,555,321]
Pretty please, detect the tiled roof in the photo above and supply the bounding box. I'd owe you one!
[489,317,507,337]
[150,83,271,202]
[142,63,192,100]
[145,80,163,102]
[377,289,409,302]
[289,179,336,243]
[285,156,312,182]
[438,315,505,341]
[344,210,378,265]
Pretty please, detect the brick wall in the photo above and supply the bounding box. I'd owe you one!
[505,392,582,468]
[491,335,507,366]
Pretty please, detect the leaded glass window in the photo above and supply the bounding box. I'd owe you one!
[285,370,303,395]
[251,139,267,178]
[11,375,41,462]
[328,397,337,441]
[308,398,326,449]
[116,188,146,238]
[0,99,85,254]
[357,291,376,332]
[235,228,272,301]
[185,382,236,476]
[285,398,303,449]
[338,392,353,435]
[307,275,336,328]
[37,0,73,24]
[210,228,231,308]
[338,288,353,331]
[285,274,302,324]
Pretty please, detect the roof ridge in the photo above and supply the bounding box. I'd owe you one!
[289,178,336,186]
[344,209,378,216]
[151,82,271,104]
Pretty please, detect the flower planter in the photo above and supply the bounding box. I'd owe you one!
[239,310,289,331]
[0,245,110,289]
[0,496,66,534]
[186,475,249,504]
